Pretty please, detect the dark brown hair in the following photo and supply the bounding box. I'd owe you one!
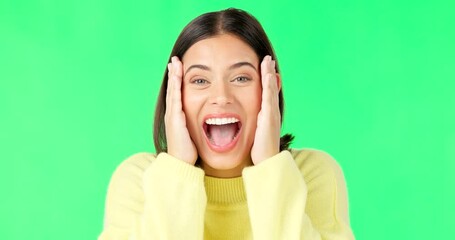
[153,8,294,153]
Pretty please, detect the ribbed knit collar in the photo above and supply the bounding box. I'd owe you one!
[204,176,247,205]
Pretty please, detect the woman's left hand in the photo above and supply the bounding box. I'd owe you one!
[251,55,282,165]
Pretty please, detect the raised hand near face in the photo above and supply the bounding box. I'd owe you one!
[165,56,198,165]
[251,55,282,165]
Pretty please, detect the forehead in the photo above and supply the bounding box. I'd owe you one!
[182,34,259,66]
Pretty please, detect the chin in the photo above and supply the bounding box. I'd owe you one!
[199,149,252,178]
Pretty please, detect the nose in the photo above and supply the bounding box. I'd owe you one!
[209,81,233,106]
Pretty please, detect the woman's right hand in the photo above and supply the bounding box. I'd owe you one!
[165,56,198,165]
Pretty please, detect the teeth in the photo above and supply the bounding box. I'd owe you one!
[205,117,240,125]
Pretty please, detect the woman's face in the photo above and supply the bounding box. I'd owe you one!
[181,34,262,177]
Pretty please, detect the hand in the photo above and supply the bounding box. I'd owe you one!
[165,56,198,165]
[251,55,282,165]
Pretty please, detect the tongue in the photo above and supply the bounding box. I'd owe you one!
[208,123,237,146]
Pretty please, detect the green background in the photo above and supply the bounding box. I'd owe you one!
[1,0,454,239]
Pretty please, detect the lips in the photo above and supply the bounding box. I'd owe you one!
[203,114,242,152]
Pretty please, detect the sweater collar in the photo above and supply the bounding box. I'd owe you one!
[204,175,246,205]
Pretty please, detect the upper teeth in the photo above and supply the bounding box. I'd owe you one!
[205,117,239,125]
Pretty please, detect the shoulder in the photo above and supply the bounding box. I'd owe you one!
[289,148,346,188]
[101,152,158,228]
[290,148,342,172]
[289,149,352,230]
[111,152,157,180]
[106,152,157,198]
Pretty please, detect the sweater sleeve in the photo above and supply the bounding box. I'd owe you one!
[98,152,207,240]
[242,150,355,240]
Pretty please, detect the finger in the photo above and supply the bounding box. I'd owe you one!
[261,56,279,92]
[172,56,183,78]
[260,55,272,86]
[269,60,279,107]
[260,56,279,110]
[166,62,173,113]
[170,57,183,112]
[260,56,271,106]
[166,57,182,114]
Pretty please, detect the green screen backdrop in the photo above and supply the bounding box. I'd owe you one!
[1,0,454,239]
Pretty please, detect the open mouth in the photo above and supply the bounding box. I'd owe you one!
[203,116,242,151]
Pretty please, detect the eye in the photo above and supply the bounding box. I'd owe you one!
[232,76,251,83]
[191,78,209,85]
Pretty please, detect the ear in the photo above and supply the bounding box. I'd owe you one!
[275,73,282,91]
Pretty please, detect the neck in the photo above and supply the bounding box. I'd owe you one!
[201,159,253,178]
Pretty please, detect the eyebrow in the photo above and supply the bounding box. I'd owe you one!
[185,64,210,75]
[184,61,257,75]
[229,62,257,71]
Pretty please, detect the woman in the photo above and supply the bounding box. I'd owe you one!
[99,8,355,240]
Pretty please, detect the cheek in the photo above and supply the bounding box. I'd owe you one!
[182,88,204,128]
[244,84,262,114]
[181,88,191,115]
[234,84,262,126]
[182,86,198,115]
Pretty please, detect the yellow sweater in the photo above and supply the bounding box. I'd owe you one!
[98,149,355,239]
